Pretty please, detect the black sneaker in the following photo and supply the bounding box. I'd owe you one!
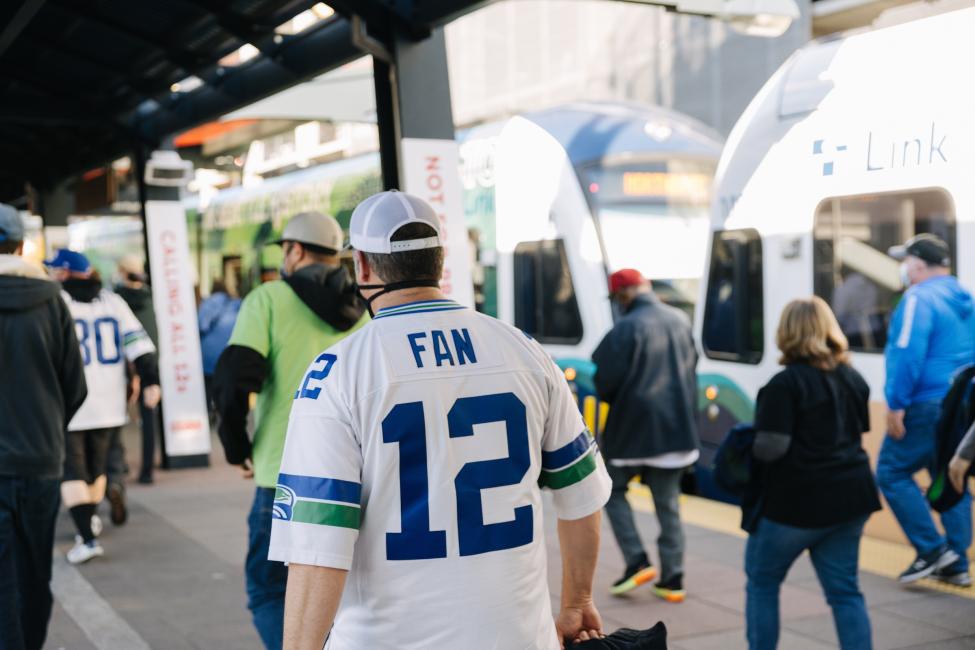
[933,560,972,587]
[653,574,686,603]
[108,482,128,526]
[898,546,959,584]
[610,557,657,596]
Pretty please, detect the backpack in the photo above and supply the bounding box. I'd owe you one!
[928,364,975,513]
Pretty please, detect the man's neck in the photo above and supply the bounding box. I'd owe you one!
[917,268,950,285]
[369,286,447,313]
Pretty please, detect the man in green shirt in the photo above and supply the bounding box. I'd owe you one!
[213,211,366,650]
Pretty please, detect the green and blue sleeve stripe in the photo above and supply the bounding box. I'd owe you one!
[539,432,599,490]
[122,330,148,346]
[273,474,362,530]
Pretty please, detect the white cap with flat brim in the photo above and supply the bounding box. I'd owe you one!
[348,190,442,254]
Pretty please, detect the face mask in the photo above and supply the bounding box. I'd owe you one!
[899,262,911,288]
[356,280,442,317]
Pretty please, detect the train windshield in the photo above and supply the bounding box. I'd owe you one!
[581,158,714,316]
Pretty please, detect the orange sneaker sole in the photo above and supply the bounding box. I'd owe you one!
[653,587,686,603]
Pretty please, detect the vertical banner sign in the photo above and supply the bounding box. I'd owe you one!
[145,199,211,462]
[401,137,475,308]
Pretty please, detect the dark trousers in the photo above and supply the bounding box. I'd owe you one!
[0,475,60,650]
[246,487,287,650]
[105,396,162,484]
[605,464,687,582]
[138,400,159,479]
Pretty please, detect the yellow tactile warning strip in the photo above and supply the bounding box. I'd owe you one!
[626,484,975,600]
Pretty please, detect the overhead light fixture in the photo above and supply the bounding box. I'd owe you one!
[218,43,260,67]
[274,3,335,35]
[724,0,799,37]
[618,0,799,38]
[170,75,204,93]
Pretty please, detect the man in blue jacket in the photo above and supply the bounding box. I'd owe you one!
[198,278,241,412]
[878,234,974,586]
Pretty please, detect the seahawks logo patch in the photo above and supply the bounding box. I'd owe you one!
[272,485,296,521]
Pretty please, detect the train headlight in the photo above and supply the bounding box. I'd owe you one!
[707,404,720,422]
[705,385,719,401]
[564,367,577,382]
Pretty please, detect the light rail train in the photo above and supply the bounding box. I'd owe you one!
[694,8,975,542]
[192,102,723,434]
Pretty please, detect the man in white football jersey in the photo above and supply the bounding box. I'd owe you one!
[45,250,161,564]
[270,191,612,650]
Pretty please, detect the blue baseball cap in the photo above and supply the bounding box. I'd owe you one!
[0,203,24,242]
[44,249,92,275]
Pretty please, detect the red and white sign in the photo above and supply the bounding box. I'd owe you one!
[145,199,211,458]
[401,137,475,308]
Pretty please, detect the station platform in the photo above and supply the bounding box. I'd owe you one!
[45,428,975,650]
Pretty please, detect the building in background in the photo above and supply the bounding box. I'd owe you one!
[445,0,813,135]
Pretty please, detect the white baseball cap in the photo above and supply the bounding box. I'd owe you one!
[348,190,442,254]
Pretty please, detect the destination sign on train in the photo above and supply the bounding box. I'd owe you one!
[621,171,711,201]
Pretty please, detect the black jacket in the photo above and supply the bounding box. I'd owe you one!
[0,256,87,478]
[115,284,158,346]
[214,263,365,465]
[592,293,699,460]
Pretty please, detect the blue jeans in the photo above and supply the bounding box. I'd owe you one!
[247,487,287,650]
[877,400,972,570]
[745,516,871,650]
[0,475,61,650]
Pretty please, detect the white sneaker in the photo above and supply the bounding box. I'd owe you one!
[91,514,103,538]
[67,538,104,565]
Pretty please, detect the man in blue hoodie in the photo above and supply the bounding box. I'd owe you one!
[878,234,974,586]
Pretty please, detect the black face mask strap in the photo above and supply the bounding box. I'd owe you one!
[357,279,442,317]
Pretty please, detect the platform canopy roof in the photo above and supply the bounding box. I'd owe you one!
[0,0,487,202]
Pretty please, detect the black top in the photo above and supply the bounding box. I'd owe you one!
[115,284,159,346]
[592,293,699,459]
[0,267,87,478]
[755,362,881,528]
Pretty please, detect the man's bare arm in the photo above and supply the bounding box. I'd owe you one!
[555,511,603,647]
[283,564,348,650]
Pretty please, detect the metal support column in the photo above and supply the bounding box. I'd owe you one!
[369,25,474,306]
[393,28,456,143]
[370,26,457,189]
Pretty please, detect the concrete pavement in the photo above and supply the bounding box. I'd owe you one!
[44,429,975,649]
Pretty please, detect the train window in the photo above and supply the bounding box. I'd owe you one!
[813,189,955,353]
[702,229,764,364]
[513,239,584,344]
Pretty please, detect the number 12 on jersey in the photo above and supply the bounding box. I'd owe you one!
[382,392,533,560]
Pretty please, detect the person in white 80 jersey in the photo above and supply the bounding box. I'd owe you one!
[270,191,612,650]
[45,250,160,565]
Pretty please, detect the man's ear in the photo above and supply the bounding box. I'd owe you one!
[354,250,370,284]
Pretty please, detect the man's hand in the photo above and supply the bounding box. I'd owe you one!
[555,600,603,648]
[143,384,162,409]
[240,458,255,479]
[127,374,141,406]
[949,455,972,494]
[887,409,906,440]
[556,512,603,649]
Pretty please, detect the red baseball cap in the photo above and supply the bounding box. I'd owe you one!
[608,268,646,294]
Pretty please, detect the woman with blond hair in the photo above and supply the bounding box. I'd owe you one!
[746,296,881,650]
